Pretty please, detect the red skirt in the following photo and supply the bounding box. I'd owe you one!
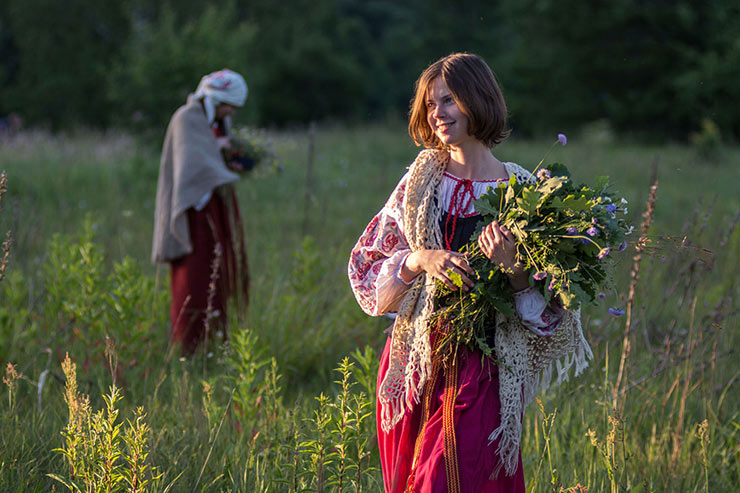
[169,188,248,354]
[377,337,526,492]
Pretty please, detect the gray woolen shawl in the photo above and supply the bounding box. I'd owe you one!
[151,96,239,263]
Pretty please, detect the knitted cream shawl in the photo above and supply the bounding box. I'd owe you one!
[377,149,593,476]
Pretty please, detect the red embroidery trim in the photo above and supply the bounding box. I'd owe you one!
[444,178,475,250]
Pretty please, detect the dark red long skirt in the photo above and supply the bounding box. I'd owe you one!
[169,189,248,355]
[377,337,526,492]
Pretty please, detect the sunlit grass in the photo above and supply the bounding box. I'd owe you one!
[0,125,737,491]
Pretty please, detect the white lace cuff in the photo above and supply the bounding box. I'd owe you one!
[514,287,563,336]
[374,249,413,314]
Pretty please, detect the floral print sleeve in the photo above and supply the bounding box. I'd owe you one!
[348,173,413,316]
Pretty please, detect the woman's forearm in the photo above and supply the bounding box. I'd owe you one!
[506,268,529,292]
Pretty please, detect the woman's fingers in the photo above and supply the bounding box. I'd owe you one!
[478,224,493,256]
[420,251,472,290]
[491,220,504,245]
[478,221,520,270]
[501,225,515,244]
[450,253,473,274]
[440,256,473,289]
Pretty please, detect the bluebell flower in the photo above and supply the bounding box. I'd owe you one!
[558,133,567,146]
[606,204,616,213]
[598,247,610,259]
[586,226,598,237]
[566,227,578,234]
[608,307,626,316]
[618,240,627,251]
[548,279,557,291]
[533,272,547,281]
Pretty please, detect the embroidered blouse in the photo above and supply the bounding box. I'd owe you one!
[348,166,562,336]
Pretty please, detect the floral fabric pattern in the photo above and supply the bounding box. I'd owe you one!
[348,176,412,316]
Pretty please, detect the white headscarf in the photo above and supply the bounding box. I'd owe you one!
[193,69,248,125]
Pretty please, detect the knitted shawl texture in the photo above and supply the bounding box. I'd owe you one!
[152,97,239,263]
[378,149,593,476]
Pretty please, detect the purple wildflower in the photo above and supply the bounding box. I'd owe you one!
[548,278,557,291]
[606,204,617,213]
[608,307,626,317]
[598,247,610,259]
[566,227,578,234]
[558,133,567,146]
[533,272,547,281]
[536,168,551,180]
[597,293,606,300]
[586,226,598,237]
[618,240,627,251]
[592,217,598,224]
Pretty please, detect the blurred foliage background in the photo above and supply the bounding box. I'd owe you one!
[1,0,739,140]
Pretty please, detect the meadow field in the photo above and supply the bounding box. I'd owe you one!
[0,124,738,491]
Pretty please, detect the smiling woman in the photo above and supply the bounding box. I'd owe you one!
[348,53,590,492]
[409,53,509,151]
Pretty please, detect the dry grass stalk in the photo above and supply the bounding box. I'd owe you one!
[0,171,10,282]
[0,230,11,282]
[0,171,7,211]
[203,241,223,376]
[3,362,22,410]
[613,159,659,410]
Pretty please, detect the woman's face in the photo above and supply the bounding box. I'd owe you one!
[425,78,473,148]
[215,103,237,120]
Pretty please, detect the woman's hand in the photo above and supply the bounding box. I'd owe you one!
[402,249,474,291]
[227,160,244,171]
[216,136,231,152]
[478,221,529,291]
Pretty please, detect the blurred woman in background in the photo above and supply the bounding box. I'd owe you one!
[152,69,250,355]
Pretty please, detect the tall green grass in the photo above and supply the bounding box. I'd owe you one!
[0,125,738,491]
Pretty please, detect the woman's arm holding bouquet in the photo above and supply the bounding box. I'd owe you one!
[478,219,564,334]
[401,249,474,291]
[348,175,421,315]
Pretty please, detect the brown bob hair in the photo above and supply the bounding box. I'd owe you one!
[408,53,510,149]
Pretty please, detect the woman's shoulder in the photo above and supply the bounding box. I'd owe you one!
[173,100,204,122]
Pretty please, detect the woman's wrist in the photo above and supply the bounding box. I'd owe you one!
[400,251,421,283]
[506,265,529,291]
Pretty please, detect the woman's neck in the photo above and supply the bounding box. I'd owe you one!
[446,141,507,181]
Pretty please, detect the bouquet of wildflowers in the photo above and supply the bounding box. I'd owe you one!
[223,128,281,174]
[434,136,632,355]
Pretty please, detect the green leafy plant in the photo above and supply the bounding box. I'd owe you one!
[49,354,161,492]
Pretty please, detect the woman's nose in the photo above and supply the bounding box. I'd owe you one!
[432,105,444,120]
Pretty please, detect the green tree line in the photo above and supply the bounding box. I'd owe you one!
[1,0,738,140]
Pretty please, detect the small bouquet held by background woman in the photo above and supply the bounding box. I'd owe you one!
[222,127,281,174]
[435,135,632,355]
